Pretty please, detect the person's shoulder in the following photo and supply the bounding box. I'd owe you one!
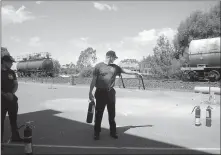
[111,64,121,69]
[94,62,104,68]
[1,68,14,73]
[96,62,104,66]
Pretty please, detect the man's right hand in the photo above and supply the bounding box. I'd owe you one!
[89,92,94,101]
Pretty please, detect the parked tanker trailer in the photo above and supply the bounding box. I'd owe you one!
[181,37,220,82]
[17,58,54,77]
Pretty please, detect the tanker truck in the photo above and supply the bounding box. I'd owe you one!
[17,58,54,77]
[181,37,220,82]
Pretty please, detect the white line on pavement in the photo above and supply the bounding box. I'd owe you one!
[2,143,220,151]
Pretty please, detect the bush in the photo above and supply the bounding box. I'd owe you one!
[168,59,183,79]
[147,35,186,80]
[79,67,94,78]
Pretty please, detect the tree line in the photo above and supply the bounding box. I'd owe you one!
[142,2,220,79]
[53,3,220,79]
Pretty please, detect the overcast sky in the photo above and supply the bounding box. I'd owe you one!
[1,1,218,66]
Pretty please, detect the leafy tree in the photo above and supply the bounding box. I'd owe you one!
[52,59,61,74]
[173,2,220,57]
[150,35,182,79]
[79,67,94,77]
[76,47,97,70]
[140,55,153,66]
[69,62,75,68]
[60,62,79,75]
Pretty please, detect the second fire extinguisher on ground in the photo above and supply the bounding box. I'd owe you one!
[206,106,213,127]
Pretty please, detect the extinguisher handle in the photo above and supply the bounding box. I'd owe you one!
[18,124,25,130]
[18,121,34,130]
[25,121,35,128]
[191,106,197,114]
[207,105,213,109]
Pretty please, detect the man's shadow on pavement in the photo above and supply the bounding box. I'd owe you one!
[2,109,212,155]
[117,125,153,134]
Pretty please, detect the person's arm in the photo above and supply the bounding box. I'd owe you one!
[121,68,142,77]
[12,71,18,94]
[89,75,97,94]
[12,80,18,94]
[89,65,99,101]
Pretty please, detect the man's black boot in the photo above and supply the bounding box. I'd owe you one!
[110,133,118,139]
[94,133,100,140]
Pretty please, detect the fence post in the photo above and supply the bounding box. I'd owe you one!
[70,75,75,85]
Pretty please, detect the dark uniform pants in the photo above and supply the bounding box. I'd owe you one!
[1,96,19,142]
[94,88,116,134]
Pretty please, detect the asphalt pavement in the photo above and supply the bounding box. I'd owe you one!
[1,82,220,154]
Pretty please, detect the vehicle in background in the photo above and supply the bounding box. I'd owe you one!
[16,52,55,77]
[181,37,220,82]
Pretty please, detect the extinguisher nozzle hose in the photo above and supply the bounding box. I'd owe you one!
[191,106,198,114]
[18,124,25,130]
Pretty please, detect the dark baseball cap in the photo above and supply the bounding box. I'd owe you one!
[2,55,15,62]
[106,50,118,59]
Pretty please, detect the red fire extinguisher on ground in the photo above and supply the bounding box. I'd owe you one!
[24,121,34,155]
[206,106,213,127]
[191,106,201,126]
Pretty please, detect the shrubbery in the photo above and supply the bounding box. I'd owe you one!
[144,35,185,80]
[142,3,220,80]
[79,67,94,77]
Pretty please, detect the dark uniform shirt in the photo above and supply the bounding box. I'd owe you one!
[1,69,17,93]
[93,62,122,89]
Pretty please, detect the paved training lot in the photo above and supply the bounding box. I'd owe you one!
[2,82,220,154]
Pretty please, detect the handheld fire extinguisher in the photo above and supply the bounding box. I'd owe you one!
[191,106,201,126]
[206,106,213,127]
[86,100,95,123]
[24,121,34,155]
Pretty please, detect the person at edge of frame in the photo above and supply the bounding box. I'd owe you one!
[89,50,142,140]
[1,55,23,147]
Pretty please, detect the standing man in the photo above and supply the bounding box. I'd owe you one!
[1,55,23,143]
[89,50,142,140]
